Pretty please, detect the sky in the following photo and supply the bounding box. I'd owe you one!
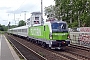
[0,0,55,26]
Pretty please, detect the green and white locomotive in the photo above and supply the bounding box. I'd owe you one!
[28,20,70,49]
[8,20,70,49]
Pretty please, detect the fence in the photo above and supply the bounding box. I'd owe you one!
[70,32,90,47]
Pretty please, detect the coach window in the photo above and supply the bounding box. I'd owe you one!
[21,29,23,32]
[22,29,26,32]
[18,29,20,32]
[25,29,27,32]
[18,29,19,32]
[25,29,26,32]
[24,29,25,32]
[22,29,23,32]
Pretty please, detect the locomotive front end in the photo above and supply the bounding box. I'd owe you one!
[49,21,70,49]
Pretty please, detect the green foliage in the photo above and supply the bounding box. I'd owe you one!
[0,24,7,31]
[0,24,4,31]
[53,0,90,27]
[0,31,4,34]
[18,20,26,27]
[85,16,90,27]
[44,5,55,18]
[10,25,17,29]
[0,20,26,31]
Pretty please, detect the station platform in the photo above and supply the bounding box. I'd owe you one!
[0,34,20,60]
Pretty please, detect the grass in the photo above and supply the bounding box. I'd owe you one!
[0,31,6,34]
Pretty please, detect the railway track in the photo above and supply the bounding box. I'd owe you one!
[8,38,27,60]
[48,46,90,60]
[69,44,90,51]
[6,34,67,60]
[5,34,90,60]
[65,44,90,59]
[6,35,47,60]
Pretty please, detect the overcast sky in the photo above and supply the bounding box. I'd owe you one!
[0,0,55,25]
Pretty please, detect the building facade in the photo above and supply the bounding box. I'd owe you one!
[26,12,42,26]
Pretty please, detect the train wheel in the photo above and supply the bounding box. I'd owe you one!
[42,42,46,47]
[35,40,38,44]
[46,44,49,48]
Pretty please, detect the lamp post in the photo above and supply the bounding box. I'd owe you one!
[22,11,27,25]
[14,13,16,25]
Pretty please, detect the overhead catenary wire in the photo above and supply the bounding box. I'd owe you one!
[13,0,27,25]
[15,0,27,12]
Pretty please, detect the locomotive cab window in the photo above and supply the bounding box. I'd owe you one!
[52,23,66,29]
[51,23,68,32]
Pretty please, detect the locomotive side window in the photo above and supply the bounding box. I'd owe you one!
[44,26,45,31]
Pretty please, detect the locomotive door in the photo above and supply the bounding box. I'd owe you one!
[44,26,46,39]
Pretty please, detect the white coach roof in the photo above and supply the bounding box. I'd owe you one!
[9,26,28,30]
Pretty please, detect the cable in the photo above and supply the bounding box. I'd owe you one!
[15,0,27,12]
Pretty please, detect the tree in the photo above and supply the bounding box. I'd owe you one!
[54,0,90,27]
[44,5,55,18]
[0,24,8,31]
[2,25,7,31]
[18,20,26,27]
[0,24,4,31]
[10,25,17,28]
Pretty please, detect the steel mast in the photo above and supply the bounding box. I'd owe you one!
[41,0,43,25]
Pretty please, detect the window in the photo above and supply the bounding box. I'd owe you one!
[51,23,66,29]
[51,23,68,32]
[35,17,39,20]
[34,21,39,24]
[44,26,45,31]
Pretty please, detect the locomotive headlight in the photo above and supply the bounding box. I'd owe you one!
[50,41,52,44]
[50,37,52,39]
[62,41,66,44]
[67,34,70,39]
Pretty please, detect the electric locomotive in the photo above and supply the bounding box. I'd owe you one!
[28,20,70,49]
